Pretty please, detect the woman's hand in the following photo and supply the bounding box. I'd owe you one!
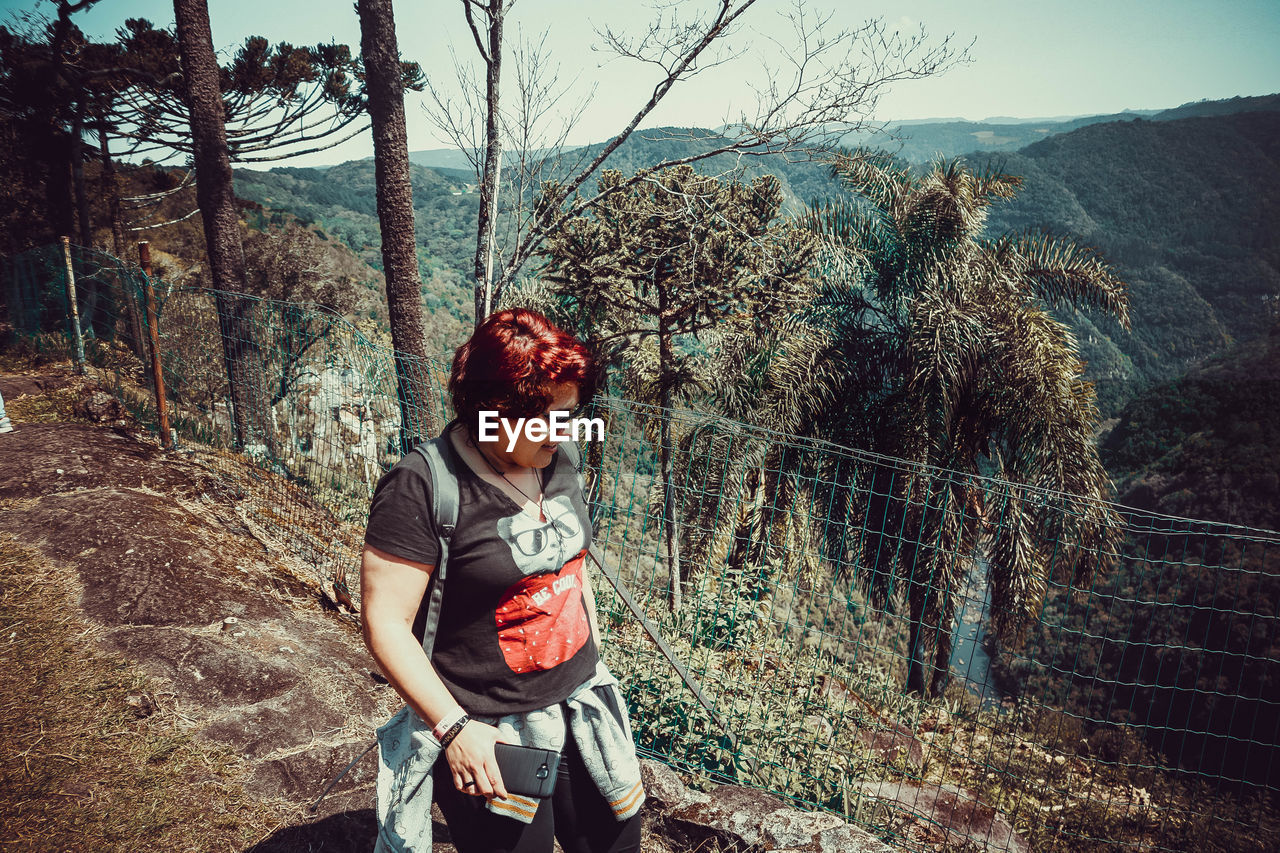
[444,720,509,800]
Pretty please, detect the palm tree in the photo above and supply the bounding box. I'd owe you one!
[710,150,1130,697]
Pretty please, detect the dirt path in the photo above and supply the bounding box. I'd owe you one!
[0,369,413,851]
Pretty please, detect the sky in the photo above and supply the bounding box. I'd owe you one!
[3,0,1278,167]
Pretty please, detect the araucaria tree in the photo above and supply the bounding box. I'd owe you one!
[111,18,367,167]
[171,0,271,452]
[784,150,1130,696]
[541,165,818,613]
[356,0,434,449]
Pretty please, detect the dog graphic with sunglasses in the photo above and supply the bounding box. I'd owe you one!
[494,496,592,673]
[496,495,585,576]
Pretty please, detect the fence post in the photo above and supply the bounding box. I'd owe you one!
[60,236,85,375]
[138,241,173,449]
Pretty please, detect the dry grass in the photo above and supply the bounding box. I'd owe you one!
[0,534,296,852]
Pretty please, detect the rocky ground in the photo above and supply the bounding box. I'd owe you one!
[0,366,905,853]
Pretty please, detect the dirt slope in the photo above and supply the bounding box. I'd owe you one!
[0,369,407,851]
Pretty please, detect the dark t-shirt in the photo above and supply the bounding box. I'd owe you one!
[363,425,599,715]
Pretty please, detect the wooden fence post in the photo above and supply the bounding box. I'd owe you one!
[60,236,85,375]
[138,241,172,449]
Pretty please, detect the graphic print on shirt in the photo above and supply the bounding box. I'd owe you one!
[494,495,591,673]
[495,494,586,576]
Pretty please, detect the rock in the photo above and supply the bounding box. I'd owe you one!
[124,691,158,718]
[0,488,286,628]
[198,684,349,759]
[0,373,77,398]
[663,784,897,852]
[102,626,301,706]
[0,423,222,500]
[640,758,702,810]
[854,780,1030,853]
[76,390,126,422]
[0,403,403,850]
[247,739,379,804]
[856,723,926,772]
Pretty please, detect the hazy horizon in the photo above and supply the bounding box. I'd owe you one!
[2,0,1276,168]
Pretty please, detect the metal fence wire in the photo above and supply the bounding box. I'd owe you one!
[3,242,1278,852]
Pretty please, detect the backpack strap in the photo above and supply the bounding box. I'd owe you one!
[414,434,460,658]
[559,439,584,486]
[559,438,581,468]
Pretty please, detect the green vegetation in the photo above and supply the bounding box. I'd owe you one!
[541,165,819,612]
[986,330,1280,800]
[234,160,475,348]
[974,110,1280,413]
[4,18,1278,840]
[1102,329,1280,530]
[234,102,1280,419]
[711,150,1128,698]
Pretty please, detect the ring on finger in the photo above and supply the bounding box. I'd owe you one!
[462,780,477,789]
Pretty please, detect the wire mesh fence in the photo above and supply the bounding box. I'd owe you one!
[3,241,1278,851]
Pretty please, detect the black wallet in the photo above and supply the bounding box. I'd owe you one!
[494,743,561,798]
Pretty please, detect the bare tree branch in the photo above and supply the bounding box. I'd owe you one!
[125,205,201,231]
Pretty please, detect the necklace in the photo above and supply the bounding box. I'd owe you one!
[465,427,564,567]
[470,431,545,521]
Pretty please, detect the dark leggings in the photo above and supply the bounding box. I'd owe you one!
[433,735,642,853]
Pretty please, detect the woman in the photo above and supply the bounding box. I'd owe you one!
[361,309,644,853]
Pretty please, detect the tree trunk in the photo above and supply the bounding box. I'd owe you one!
[173,0,272,453]
[44,134,76,254]
[70,109,93,249]
[98,117,126,261]
[357,0,434,450]
[905,586,929,696]
[657,306,682,614]
[40,1,81,242]
[472,0,504,326]
[97,114,146,360]
[930,606,954,698]
[69,108,104,339]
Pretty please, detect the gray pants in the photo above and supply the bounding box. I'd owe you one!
[0,389,11,431]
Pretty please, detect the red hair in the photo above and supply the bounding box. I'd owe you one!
[449,308,600,431]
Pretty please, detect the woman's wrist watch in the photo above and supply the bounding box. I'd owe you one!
[438,714,471,749]
[433,705,470,747]
[432,706,466,739]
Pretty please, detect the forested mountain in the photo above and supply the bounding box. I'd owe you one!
[838,110,1158,163]
[832,94,1279,163]
[234,159,477,344]
[520,128,838,212]
[971,109,1280,413]
[234,159,474,274]
[241,95,1280,417]
[1101,326,1280,531]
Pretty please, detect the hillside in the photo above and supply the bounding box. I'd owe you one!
[243,95,1280,415]
[234,160,477,348]
[838,110,1156,163]
[233,160,475,278]
[0,364,910,853]
[972,109,1280,412]
[532,127,838,212]
[1100,325,1280,531]
[398,97,1276,174]
[838,94,1279,163]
